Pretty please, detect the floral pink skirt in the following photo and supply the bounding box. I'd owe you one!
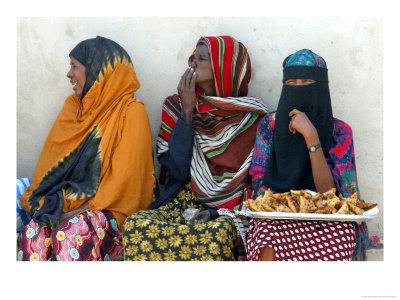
[18,210,123,261]
[246,219,356,261]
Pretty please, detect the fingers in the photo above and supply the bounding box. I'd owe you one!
[178,68,191,91]
[288,109,298,134]
[288,109,315,137]
[288,121,297,134]
[190,71,197,89]
[289,109,300,119]
[178,67,197,112]
[185,68,195,89]
[178,68,196,93]
[177,72,185,93]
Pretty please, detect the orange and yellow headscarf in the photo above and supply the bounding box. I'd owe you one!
[21,36,155,228]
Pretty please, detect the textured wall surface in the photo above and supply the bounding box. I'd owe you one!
[17,17,383,239]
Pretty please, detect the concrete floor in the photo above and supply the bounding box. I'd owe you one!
[366,248,384,261]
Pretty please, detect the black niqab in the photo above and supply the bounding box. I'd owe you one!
[263,66,333,192]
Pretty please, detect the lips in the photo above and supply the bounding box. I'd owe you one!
[71,82,78,92]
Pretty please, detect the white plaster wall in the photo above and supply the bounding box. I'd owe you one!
[17,17,383,239]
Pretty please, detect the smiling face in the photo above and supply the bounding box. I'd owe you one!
[285,78,316,86]
[67,56,87,98]
[189,44,215,90]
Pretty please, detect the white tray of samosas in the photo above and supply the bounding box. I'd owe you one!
[244,189,379,222]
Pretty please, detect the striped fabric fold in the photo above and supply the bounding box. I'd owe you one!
[157,94,268,209]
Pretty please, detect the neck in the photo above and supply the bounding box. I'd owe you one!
[199,83,217,96]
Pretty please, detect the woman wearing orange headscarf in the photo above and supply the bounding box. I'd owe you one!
[18,36,155,261]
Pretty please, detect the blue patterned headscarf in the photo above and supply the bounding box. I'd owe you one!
[283,49,327,69]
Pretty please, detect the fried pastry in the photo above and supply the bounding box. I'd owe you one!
[262,189,273,200]
[340,194,357,206]
[327,197,340,210]
[271,193,288,204]
[311,194,321,202]
[355,200,377,211]
[300,190,312,200]
[286,195,299,213]
[245,199,262,212]
[349,192,358,201]
[261,202,276,212]
[323,188,337,199]
[299,196,317,213]
[290,190,302,206]
[315,203,332,214]
[336,202,349,214]
[246,189,377,216]
[314,199,327,209]
[277,203,293,213]
[347,202,364,215]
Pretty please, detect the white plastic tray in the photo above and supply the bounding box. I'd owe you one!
[247,206,379,222]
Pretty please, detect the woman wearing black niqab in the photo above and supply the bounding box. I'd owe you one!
[246,49,381,261]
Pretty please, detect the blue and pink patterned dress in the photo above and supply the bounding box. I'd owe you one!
[246,112,362,261]
[18,210,123,261]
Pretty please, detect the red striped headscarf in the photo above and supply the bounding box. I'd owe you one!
[157,36,268,209]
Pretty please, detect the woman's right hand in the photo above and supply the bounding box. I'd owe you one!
[177,67,197,123]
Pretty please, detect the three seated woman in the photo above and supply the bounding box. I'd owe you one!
[18,35,379,261]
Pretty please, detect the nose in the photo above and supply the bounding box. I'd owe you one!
[67,68,73,79]
[295,79,304,85]
[189,60,196,69]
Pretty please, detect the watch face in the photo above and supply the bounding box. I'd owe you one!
[309,144,320,152]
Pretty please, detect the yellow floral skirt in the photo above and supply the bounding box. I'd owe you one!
[123,183,237,261]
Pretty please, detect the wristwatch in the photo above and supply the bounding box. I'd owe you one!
[308,144,321,152]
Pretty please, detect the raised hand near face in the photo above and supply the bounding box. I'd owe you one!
[288,109,320,146]
[177,67,197,123]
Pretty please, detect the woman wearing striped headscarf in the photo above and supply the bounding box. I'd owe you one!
[122,36,268,261]
[18,36,155,261]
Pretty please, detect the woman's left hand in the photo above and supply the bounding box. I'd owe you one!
[58,202,89,225]
[288,109,318,143]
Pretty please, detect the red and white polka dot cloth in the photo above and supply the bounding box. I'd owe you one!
[246,219,356,261]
